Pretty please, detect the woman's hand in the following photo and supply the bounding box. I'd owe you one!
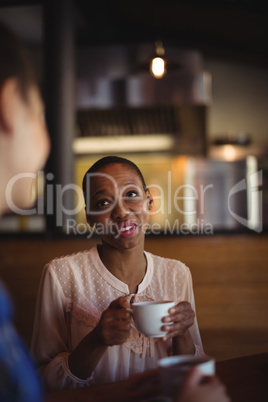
[176,367,231,402]
[68,296,131,379]
[162,301,195,340]
[95,296,131,346]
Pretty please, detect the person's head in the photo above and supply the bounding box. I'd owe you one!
[0,22,50,215]
[82,156,154,250]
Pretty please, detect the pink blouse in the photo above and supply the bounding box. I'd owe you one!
[31,245,205,391]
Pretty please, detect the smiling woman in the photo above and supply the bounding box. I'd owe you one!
[82,156,152,253]
[31,155,206,392]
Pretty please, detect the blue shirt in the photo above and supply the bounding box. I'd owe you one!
[0,280,42,402]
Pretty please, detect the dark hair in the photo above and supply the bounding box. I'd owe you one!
[82,155,147,204]
[0,21,36,101]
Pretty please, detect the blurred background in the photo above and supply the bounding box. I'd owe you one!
[0,0,267,361]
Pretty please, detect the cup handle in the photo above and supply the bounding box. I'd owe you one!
[126,308,138,333]
[130,323,138,332]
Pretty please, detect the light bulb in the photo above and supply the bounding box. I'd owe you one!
[222,145,237,161]
[150,56,166,79]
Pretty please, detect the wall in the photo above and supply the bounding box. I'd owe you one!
[204,57,268,148]
[0,234,267,362]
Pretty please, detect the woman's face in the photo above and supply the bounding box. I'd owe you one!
[86,163,153,250]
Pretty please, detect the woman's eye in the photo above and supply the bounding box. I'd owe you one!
[126,190,139,199]
[96,199,110,208]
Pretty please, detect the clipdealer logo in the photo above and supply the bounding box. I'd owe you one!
[228,170,262,233]
[4,169,263,234]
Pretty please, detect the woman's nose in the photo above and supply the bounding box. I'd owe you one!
[111,200,129,220]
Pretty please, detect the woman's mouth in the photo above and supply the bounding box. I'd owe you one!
[116,222,137,237]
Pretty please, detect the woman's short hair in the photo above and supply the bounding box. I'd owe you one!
[0,21,36,100]
[82,156,147,205]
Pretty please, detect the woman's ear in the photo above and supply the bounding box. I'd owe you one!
[85,208,94,227]
[0,78,20,133]
[146,188,154,211]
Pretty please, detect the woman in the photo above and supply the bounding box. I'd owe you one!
[31,155,205,391]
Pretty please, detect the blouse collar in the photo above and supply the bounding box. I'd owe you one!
[91,245,153,294]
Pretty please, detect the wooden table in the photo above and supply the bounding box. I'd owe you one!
[216,352,268,402]
[46,353,268,402]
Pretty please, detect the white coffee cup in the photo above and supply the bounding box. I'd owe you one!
[127,301,175,338]
[158,355,215,398]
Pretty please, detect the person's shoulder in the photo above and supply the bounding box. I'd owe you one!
[0,279,13,322]
[145,251,190,273]
[45,245,96,273]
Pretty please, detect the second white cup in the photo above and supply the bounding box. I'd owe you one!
[158,355,215,398]
[127,300,175,338]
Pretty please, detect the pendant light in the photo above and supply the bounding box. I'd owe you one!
[150,41,166,79]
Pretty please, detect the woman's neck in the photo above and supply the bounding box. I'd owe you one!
[97,243,147,294]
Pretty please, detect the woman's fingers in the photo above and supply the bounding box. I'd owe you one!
[162,301,195,338]
[109,295,130,309]
[98,297,132,346]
